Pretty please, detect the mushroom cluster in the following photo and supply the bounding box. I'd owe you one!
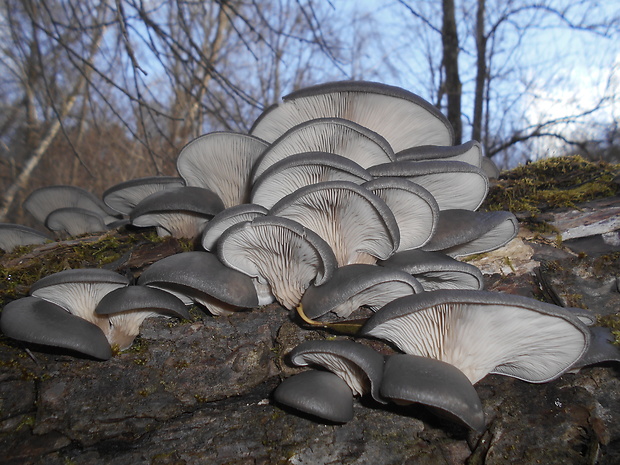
[1,81,616,433]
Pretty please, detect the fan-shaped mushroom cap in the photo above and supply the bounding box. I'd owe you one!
[95,285,190,349]
[251,152,372,209]
[201,204,268,252]
[23,185,119,225]
[379,250,485,291]
[363,177,439,251]
[481,156,500,179]
[0,223,51,252]
[270,181,400,266]
[381,354,485,432]
[273,369,354,423]
[29,268,129,336]
[251,117,394,182]
[301,264,423,319]
[45,207,108,236]
[396,140,483,168]
[572,326,620,369]
[138,251,259,315]
[421,209,519,257]
[176,132,269,208]
[102,176,185,215]
[130,186,225,239]
[251,81,454,151]
[288,339,386,403]
[1,296,112,360]
[217,216,337,309]
[360,289,590,384]
[369,160,489,211]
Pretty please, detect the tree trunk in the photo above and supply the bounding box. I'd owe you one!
[472,0,486,144]
[441,0,462,144]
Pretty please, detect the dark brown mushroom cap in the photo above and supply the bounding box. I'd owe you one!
[217,215,337,309]
[102,176,185,215]
[250,117,394,182]
[95,285,190,319]
[381,354,485,432]
[176,131,269,208]
[360,289,591,384]
[301,263,423,319]
[0,223,51,252]
[395,140,483,168]
[288,339,386,403]
[138,251,259,310]
[45,207,108,236]
[421,209,519,257]
[0,296,112,360]
[251,152,372,209]
[201,203,268,252]
[273,370,354,423]
[379,249,485,291]
[270,180,400,266]
[251,80,454,151]
[368,160,489,211]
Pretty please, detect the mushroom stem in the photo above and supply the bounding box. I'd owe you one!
[295,304,366,336]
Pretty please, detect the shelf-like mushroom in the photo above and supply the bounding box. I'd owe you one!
[45,207,109,236]
[201,204,268,252]
[0,223,51,252]
[396,140,483,168]
[102,176,185,215]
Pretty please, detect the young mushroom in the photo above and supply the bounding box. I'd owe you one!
[45,207,109,236]
[102,176,185,216]
[396,140,484,169]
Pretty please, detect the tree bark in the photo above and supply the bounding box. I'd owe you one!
[472,0,486,144]
[441,0,462,144]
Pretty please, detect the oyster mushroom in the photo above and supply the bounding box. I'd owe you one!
[396,140,483,168]
[1,296,112,360]
[102,176,185,215]
[217,215,337,309]
[0,223,51,252]
[45,207,109,236]
[201,204,268,252]
[269,181,400,266]
[360,289,590,384]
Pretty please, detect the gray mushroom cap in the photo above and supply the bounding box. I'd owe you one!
[301,263,423,319]
[45,207,108,236]
[130,186,225,239]
[381,353,485,432]
[572,326,620,369]
[288,339,386,403]
[251,152,372,210]
[360,289,590,384]
[251,117,394,182]
[421,209,519,257]
[1,296,112,360]
[138,251,259,315]
[363,177,439,251]
[273,369,354,423]
[251,81,455,151]
[0,223,51,252]
[368,160,489,211]
[379,249,485,291]
[201,203,268,252]
[396,140,483,168]
[176,132,269,208]
[270,180,400,266]
[217,215,337,310]
[102,176,185,215]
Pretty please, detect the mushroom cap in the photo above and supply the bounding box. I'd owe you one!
[270,180,400,266]
[363,177,439,251]
[360,289,590,384]
[217,215,337,309]
[381,353,485,432]
[0,223,51,252]
[481,156,500,179]
[273,369,354,423]
[379,249,485,291]
[573,326,620,368]
[421,209,519,257]
[102,176,185,215]
[251,152,372,209]
[369,160,489,211]
[301,263,423,319]
[251,117,394,182]
[396,140,483,168]
[1,296,112,360]
[138,251,259,313]
[23,185,119,224]
[288,339,386,403]
[201,203,268,252]
[176,132,269,208]
[251,81,454,151]
[45,207,108,236]
[130,186,225,239]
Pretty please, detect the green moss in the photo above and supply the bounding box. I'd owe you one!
[483,155,619,214]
